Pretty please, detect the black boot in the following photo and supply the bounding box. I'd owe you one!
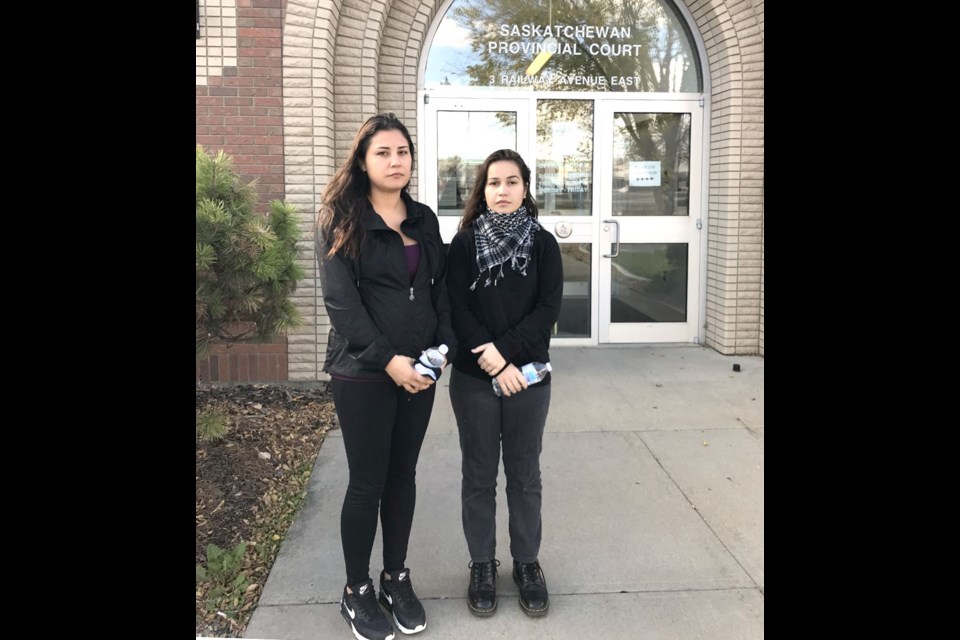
[467,559,499,616]
[512,560,549,616]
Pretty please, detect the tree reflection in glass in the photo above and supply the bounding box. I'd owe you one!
[612,112,690,217]
[425,0,700,93]
[536,100,593,216]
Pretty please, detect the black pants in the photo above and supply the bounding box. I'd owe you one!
[331,378,435,586]
[448,368,551,564]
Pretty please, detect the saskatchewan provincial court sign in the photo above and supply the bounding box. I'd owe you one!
[425,1,700,93]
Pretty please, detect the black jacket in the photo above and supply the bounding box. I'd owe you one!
[315,191,457,379]
[446,225,563,382]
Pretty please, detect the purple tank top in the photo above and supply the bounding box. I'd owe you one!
[404,243,421,283]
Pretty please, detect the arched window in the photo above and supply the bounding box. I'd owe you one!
[425,0,701,93]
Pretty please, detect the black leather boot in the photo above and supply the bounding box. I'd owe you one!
[467,559,499,616]
[512,559,549,616]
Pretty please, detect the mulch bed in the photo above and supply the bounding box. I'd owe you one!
[196,383,337,636]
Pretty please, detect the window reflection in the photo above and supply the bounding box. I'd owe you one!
[556,243,591,337]
[611,243,687,323]
[424,0,701,93]
[536,100,593,216]
[611,112,690,217]
[436,111,517,216]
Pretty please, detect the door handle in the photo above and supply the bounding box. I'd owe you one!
[602,219,620,258]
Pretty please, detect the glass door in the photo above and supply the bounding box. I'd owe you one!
[421,96,596,345]
[421,97,531,241]
[421,96,703,345]
[596,100,703,343]
[533,98,597,344]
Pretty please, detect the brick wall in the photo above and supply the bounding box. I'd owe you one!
[197,0,292,383]
[196,0,287,216]
[687,0,764,355]
[195,336,289,383]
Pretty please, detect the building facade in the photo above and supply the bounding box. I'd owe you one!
[196,0,764,384]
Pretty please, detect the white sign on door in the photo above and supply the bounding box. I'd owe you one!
[628,161,661,187]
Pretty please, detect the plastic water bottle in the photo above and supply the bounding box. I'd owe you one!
[415,344,448,380]
[492,362,552,397]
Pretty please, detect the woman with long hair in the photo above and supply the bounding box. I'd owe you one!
[445,149,563,618]
[316,113,456,640]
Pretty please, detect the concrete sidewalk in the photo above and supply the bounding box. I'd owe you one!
[243,345,764,639]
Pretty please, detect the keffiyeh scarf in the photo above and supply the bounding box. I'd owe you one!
[470,205,540,290]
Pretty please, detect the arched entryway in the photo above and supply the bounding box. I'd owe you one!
[277,0,763,381]
[419,0,707,345]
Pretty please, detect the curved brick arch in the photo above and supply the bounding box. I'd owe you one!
[333,1,387,151]
[281,0,344,382]
[686,0,764,354]
[282,0,340,218]
[379,0,443,195]
[282,0,447,382]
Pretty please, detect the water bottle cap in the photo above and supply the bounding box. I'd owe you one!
[438,344,449,355]
[545,362,552,371]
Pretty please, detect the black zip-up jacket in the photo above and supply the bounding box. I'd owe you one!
[315,191,457,380]
[446,225,563,383]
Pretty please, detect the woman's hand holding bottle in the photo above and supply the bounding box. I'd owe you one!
[492,363,528,397]
[386,355,435,393]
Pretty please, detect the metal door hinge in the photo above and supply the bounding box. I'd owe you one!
[698,96,704,108]
[696,218,702,230]
[424,94,429,104]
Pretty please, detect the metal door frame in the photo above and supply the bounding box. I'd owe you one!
[418,91,705,345]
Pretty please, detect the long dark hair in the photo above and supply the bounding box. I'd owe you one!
[459,149,538,231]
[316,113,416,258]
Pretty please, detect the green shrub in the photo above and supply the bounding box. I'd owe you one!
[196,146,304,359]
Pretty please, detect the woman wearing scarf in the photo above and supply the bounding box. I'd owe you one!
[445,149,563,619]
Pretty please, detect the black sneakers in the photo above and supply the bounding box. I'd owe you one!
[467,559,500,616]
[378,568,427,634]
[340,578,395,640]
[512,560,549,616]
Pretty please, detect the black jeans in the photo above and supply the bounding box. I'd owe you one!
[331,378,435,586]
[448,368,551,564]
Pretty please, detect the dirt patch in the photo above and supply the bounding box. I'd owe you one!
[196,383,337,636]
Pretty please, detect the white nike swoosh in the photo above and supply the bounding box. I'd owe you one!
[343,601,356,619]
[385,593,393,604]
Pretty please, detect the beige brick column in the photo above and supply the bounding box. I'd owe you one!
[687,0,764,355]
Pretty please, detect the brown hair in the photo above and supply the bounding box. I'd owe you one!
[458,149,539,231]
[316,113,416,258]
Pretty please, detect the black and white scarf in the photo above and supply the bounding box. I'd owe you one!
[470,205,540,290]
